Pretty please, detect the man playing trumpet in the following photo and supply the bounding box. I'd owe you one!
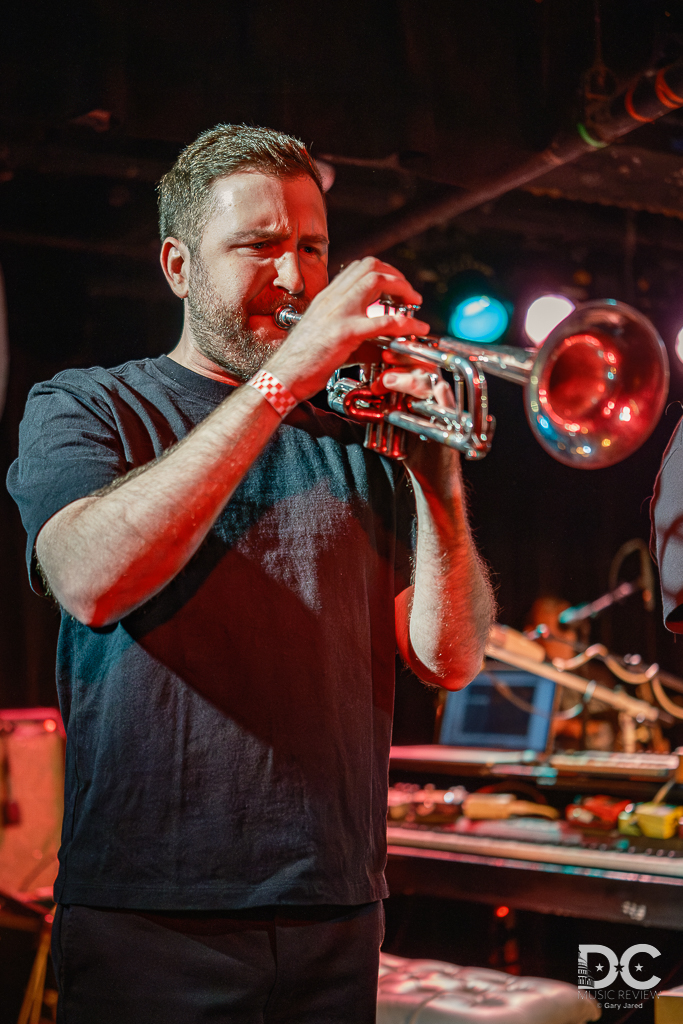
[8,124,494,1023]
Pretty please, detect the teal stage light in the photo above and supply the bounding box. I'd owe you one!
[448,295,509,343]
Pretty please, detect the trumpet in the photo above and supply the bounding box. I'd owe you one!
[274,296,669,468]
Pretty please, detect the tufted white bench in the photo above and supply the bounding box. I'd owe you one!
[378,952,601,1024]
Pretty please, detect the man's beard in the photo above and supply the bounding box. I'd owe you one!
[186,255,282,382]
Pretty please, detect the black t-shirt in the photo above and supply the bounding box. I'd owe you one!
[7,355,414,909]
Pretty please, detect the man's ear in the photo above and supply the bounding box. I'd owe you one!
[160,237,190,299]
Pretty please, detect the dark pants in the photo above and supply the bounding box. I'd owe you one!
[52,901,384,1024]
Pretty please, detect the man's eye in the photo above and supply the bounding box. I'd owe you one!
[250,242,268,250]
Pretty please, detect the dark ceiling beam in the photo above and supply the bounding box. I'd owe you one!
[331,60,683,271]
[524,144,683,220]
[0,144,168,183]
[446,192,683,256]
[7,188,683,268]
[0,229,158,261]
[0,266,8,421]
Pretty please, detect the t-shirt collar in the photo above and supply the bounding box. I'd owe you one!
[154,354,237,404]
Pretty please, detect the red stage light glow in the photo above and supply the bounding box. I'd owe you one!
[495,905,510,918]
[43,719,57,732]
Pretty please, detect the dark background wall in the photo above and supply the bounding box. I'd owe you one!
[3,0,683,715]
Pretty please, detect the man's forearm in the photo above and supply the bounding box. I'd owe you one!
[34,258,433,628]
[36,385,282,627]
[396,455,495,690]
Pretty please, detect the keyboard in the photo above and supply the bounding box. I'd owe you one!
[386,824,683,879]
[549,751,680,779]
[390,745,537,765]
[390,746,681,781]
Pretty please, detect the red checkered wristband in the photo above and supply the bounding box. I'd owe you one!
[246,370,297,418]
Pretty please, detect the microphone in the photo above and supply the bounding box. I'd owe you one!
[558,581,640,626]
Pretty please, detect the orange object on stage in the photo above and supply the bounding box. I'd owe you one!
[0,708,64,902]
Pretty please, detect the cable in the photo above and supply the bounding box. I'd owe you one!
[652,676,683,720]
[608,537,655,613]
[487,673,589,723]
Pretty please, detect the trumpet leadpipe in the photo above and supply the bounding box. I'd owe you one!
[273,305,526,378]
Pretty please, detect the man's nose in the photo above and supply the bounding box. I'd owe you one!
[273,251,305,295]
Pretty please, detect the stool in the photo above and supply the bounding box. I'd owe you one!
[16,909,55,1024]
[378,952,601,1024]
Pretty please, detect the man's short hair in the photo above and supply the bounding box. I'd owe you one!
[157,124,324,254]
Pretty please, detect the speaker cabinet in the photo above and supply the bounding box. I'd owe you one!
[0,709,64,900]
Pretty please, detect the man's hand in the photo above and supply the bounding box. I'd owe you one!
[379,360,461,479]
[264,257,430,401]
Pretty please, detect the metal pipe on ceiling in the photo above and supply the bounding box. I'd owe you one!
[331,61,683,271]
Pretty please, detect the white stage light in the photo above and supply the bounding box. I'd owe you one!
[676,326,683,364]
[524,295,575,346]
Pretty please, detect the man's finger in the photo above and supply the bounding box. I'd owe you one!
[359,314,430,338]
[335,256,416,289]
[381,350,436,372]
[337,260,423,308]
[380,370,458,410]
[433,379,456,409]
[381,369,438,399]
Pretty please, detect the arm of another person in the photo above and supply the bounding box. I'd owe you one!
[393,388,495,691]
[35,259,429,628]
[651,415,683,633]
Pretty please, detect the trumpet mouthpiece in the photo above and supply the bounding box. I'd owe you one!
[274,306,301,329]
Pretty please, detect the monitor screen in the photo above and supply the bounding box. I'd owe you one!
[439,667,555,752]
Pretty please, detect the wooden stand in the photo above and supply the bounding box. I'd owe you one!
[16,909,55,1024]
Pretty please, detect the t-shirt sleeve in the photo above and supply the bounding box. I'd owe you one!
[651,413,683,632]
[6,375,128,594]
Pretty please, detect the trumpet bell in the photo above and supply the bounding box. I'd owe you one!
[526,300,669,469]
